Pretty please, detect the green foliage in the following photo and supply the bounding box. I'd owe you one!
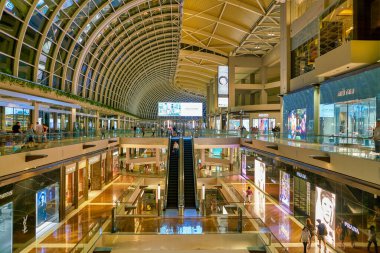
[0,73,138,118]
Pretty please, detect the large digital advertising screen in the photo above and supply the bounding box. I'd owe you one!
[315,186,336,246]
[241,154,246,177]
[254,159,266,191]
[218,66,229,95]
[158,103,202,117]
[287,108,307,140]
[279,171,290,208]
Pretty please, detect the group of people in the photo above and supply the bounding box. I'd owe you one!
[300,218,378,253]
[12,121,49,147]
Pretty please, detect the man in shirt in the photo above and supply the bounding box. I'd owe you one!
[12,122,22,133]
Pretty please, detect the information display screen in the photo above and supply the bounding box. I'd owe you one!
[315,186,336,246]
[158,102,202,117]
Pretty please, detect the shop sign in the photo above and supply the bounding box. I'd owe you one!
[258,114,269,118]
[296,171,307,180]
[88,155,100,164]
[0,190,13,199]
[337,88,355,97]
[344,221,360,235]
[66,164,76,174]
[22,215,28,234]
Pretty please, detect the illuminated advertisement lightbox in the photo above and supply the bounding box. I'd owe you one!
[241,154,246,177]
[279,171,290,208]
[218,66,228,108]
[218,97,228,108]
[254,159,265,191]
[315,186,336,246]
[158,102,202,117]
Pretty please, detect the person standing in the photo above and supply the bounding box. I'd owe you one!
[12,122,22,133]
[245,186,253,203]
[373,121,380,153]
[306,218,316,249]
[316,219,327,251]
[173,141,179,154]
[142,126,145,137]
[151,126,155,136]
[336,220,347,249]
[368,225,378,253]
[300,226,311,253]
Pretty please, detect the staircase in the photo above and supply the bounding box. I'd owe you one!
[166,138,179,209]
[183,138,196,209]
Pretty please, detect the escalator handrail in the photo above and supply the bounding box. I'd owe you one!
[178,137,184,208]
[164,136,171,209]
[191,137,199,209]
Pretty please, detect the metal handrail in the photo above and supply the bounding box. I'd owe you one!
[178,137,184,209]
[191,137,199,210]
[164,136,171,209]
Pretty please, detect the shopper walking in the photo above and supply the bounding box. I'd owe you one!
[245,186,253,203]
[306,218,316,249]
[316,219,327,251]
[368,225,378,253]
[300,226,311,253]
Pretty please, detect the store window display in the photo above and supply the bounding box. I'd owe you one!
[0,202,12,253]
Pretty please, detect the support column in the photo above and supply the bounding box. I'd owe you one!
[280,1,291,128]
[314,86,320,135]
[228,60,235,107]
[53,112,58,131]
[229,148,234,171]
[155,148,160,172]
[32,102,39,126]
[70,108,76,132]
[260,67,268,104]
[95,111,100,132]
[201,149,205,166]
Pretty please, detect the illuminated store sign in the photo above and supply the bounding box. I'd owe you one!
[158,102,203,117]
[344,221,360,235]
[337,88,355,97]
[296,171,307,180]
[0,190,13,199]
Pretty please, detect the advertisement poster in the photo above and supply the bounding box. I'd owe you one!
[0,202,13,253]
[254,159,265,191]
[217,66,229,95]
[279,171,290,208]
[287,108,307,140]
[158,103,203,117]
[218,97,228,108]
[241,154,246,177]
[36,189,47,227]
[315,186,336,246]
[253,190,265,221]
[36,183,59,232]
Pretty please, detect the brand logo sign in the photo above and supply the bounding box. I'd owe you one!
[337,88,355,97]
[0,190,13,199]
[22,215,28,234]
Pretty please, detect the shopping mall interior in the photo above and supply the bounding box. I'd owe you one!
[0,0,379,252]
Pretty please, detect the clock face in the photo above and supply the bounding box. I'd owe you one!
[219,76,228,86]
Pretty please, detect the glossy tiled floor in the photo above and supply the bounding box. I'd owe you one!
[23,175,373,253]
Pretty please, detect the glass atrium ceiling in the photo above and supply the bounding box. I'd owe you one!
[0,0,280,118]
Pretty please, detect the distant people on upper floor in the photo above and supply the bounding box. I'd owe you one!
[12,122,22,134]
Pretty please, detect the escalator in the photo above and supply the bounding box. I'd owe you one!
[166,138,179,209]
[183,138,197,209]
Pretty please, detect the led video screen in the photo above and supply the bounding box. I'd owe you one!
[287,108,307,139]
[158,103,202,117]
[279,171,290,208]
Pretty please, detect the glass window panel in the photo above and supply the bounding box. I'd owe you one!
[24,27,41,48]
[101,4,112,16]
[72,43,82,57]
[0,53,13,74]
[53,75,62,89]
[0,11,22,37]
[54,9,69,27]
[66,67,74,81]
[74,11,87,28]
[65,80,72,92]
[4,0,29,20]
[29,11,47,32]
[62,0,78,17]
[18,61,33,80]
[38,54,51,70]
[36,0,56,18]
[93,0,107,7]
[82,1,97,16]
[61,35,73,50]
[47,24,62,42]
[42,39,55,55]
[111,0,123,9]
[58,48,68,62]
[0,32,16,56]
[68,23,79,37]
[54,61,63,75]
[69,55,77,68]
[20,44,36,64]
[91,13,103,26]
[37,69,49,85]
[84,23,92,34]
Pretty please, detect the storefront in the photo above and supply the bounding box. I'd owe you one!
[88,155,102,190]
[0,168,60,252]
[65,163,76,211]
[283,87,315,140]
[1,105,32,132]
[78,160,86,202]
[252,114,276,134]
[241,148,380,248]
[319,66,380,144]
[111,149,119,179]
